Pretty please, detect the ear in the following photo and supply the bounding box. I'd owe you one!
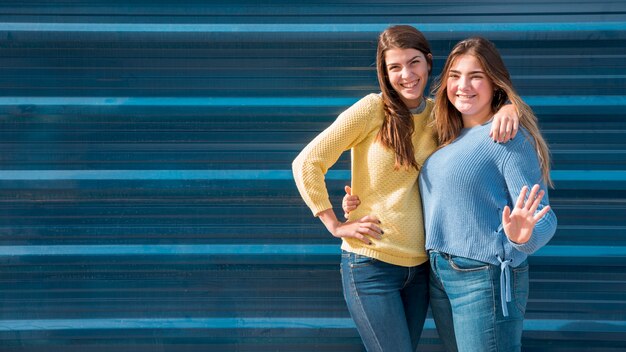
[427,53,433,72]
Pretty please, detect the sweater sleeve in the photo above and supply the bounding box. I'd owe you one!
[292,95,375,216]
[501,134,558,254]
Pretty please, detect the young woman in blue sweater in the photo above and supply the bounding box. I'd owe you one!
[344,36,557,352]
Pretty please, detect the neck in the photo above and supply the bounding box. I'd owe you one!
[462,111,493,128]
[409,97,426,114]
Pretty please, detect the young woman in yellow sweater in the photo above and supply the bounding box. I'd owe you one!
[292,25,519,352]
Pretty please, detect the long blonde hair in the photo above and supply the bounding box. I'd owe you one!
[376,25,433,170]
[431,37,553,186]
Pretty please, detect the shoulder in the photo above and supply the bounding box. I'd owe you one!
[338,93,384,122]
[498,126,542,171]
[345,93,383,111]
[360,93,384,111]
[506,127,536,152]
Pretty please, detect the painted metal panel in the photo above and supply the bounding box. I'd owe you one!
[0,1,625,351]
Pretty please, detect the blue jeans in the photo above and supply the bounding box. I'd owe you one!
[340,251,429,352]
[429,251,529,352]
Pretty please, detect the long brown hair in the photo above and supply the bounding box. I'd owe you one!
[431,37,553,186]
[376,25,433,170]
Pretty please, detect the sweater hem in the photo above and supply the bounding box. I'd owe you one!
[342,241,428,267]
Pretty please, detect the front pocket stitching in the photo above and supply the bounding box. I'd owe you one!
[448,257,489,272]
[349,254,377,269]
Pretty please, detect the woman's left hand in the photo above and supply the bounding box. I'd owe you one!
[490,104,519,143]
[502,184,552,244]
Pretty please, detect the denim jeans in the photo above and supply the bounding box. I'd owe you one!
[340,250,429,352]
[428,251,529,352]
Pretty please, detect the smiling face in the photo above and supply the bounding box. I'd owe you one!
[446,54,495,127]
[385,48,431,109]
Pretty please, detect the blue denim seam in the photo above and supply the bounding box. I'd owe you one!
[489,265,499,352]
[347,254,384,352]
[513,265,529,314]
[402,266,413,289]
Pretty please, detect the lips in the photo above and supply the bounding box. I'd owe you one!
[401,80,419,89]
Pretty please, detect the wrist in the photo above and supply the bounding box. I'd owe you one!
[317,209,343,236]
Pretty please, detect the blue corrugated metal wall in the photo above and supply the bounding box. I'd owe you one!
[0,1,625,351]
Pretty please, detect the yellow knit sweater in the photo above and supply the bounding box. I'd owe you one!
[292,93,437,267]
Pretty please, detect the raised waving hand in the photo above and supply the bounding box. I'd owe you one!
[502,184,552,244]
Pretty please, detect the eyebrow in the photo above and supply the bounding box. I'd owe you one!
[386,55,422,67]
[449,69,485,74]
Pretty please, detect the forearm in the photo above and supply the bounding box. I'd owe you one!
[317,208,342,236]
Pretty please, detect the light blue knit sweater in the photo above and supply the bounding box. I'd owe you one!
[419,122,557,268]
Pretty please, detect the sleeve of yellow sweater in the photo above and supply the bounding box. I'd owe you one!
[292,94,375,216]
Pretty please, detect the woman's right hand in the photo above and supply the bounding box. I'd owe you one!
[342,185,361,219]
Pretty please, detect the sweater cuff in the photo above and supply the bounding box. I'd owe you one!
[509,232,542,254]
[311,199,333,217]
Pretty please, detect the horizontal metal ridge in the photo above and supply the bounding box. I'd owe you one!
[1,170,625,181]
[0,22,625,33]
[0,95,624,107]
[0,244,623,258]
[0,317,623,333]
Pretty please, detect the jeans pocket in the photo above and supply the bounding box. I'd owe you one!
[513,262,529,314]
[349,253,378,269]
[448,255,490,272]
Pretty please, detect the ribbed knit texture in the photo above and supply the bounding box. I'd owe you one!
[292,93,437,267]
[419,122,557,267]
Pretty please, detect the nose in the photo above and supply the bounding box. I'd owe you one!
[458,76,470,90]
[401,67,414,79]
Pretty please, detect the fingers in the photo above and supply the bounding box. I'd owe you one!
[356,222,383,241]
[491,113,510,143]
[510,118,519,139]
[342,195,360,215]
[515,186,528,209]
[359,215,380,224]
[502,205,511,225]
[345,196,360,207]
[524,184,541,210]
[528,189,545,214]
[491,108,519,142]
[351,232,373,245]
[339,215,383,244]
[498,118,511,143]
[534,205,551,221]
[342,185,359,215]
[490,113,501,141]
[501,118,515,142]
[357,215,383,241]
[358,215,384,240]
